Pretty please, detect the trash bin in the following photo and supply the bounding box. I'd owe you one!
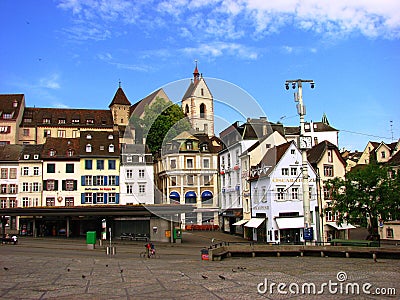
[201,248,209,260]
[86,231,96,250]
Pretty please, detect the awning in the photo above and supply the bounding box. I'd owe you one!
[169,191,180,200]
[201,191,213,199]
[326,222,356,230]
[185,191,197,198]
[244,218,265,228]
[232,219,249,226]
[275,217,304,229]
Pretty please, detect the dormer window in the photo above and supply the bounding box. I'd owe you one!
[72,119,80,124]
[49,149,56,156]
[100,146,105,151]
[109,144,115,152]
[86,119,94,124]
[86,144,92,152]
[43,118,51,124]
[58,118,66,124]
[108,134,113,140]
[34,154,39,160]
[186,142,193,150]
[200,143,208,151]
[24,154,30,160]
[86,134,92,139]
[67,149,74,157]
[126,156,132,163]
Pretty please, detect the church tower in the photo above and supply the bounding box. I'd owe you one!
[181,63,214,137]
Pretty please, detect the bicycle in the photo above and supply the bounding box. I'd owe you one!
[139,248,159,259]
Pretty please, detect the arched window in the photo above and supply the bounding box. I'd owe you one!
[86,144,92,153]
[185,104,189,115]
[109,144,115,152]
[200,103,205,118]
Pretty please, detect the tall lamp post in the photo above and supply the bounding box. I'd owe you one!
[285,79,315,243]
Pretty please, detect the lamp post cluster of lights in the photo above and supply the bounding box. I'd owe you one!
[285,79,315,243]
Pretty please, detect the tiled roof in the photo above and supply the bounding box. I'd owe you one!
[0,94,24,120]
[182,80,197,100]
[79,131,120,157]
[0,144,23,161]
[388,150,400,165]
[284,121,338,135]
[108,87,131,107]
[20,144,44,160]
[42,138,80,159]
[20,107,113,128]
[130,88,170,118]
[307,140,346,167]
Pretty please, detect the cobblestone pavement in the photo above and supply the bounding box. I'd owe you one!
[0,232,399,299]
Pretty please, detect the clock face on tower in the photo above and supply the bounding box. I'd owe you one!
[299,136,312,149]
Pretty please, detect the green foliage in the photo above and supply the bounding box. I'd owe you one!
[326,164,400,234]
[141,97,190,154]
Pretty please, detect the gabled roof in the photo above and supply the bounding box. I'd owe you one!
[130,88,170,118]
[108,87,131,107]
[388,150,400,166]
[0,94,24,120]
[307,140,346,167]
[284,121,338,135]
[173,131,199,141]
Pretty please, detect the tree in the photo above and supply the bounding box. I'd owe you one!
[326,163,400,237]
[141,97,191,154]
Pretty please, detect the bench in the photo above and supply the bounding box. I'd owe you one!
[134,233,149,241]
[330,239,379,247]
[120,233,134,240]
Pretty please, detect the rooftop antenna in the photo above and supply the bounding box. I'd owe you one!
[118,79,121,88]
[390,120,394,142]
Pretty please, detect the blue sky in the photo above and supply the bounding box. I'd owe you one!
[1,1,399,151]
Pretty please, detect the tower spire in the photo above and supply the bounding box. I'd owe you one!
[193,60,200,83]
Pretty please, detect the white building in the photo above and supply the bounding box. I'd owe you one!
[248,141,318,244]
[119,144,154,205]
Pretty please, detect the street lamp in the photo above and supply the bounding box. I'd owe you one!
[285,79,315,243]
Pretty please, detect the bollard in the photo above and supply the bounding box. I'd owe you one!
[106,246,116,256]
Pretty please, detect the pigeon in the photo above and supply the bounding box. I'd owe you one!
[120,269,123,273]
[4,267,9,271]
[218,275,226,280]
[179,272,185,277]
[106,264,109,267]
[232,269,237,272]
[67,268,70,272]
[82,275,86,279]
[201,275,208,279]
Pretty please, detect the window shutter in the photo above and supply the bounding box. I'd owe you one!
[73,180,77,191]
[54,180,59,191]
[115,176,119,186]
[81,176,85,186]
[93,176,97,186]
[104,193,108,204]
[81,193,85,204]
[43,180,47,191]
[104,176,108,186]
[62,180,66,191]
[115,193,119,204]
[93,193,97,204]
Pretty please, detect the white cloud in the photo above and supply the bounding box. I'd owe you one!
[183,42,258,60]
[39,74,61,89]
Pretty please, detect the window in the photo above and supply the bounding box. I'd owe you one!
[95,175,104,186]
[84,193,93,203]
[23,129,30,136]
[139,169,145,178]
[186,142,193,150]
[58,118,66,124]
[1,184,8,193]
[9,168,17,179]
[67,149,74,157]
[32,182,40,192]
[1,168,7,179]
[386,228,394,238]
[261,187,267,202]
[72,119,80,124]
[282,168,289,176]
[66,164,74,173]
[108,175,117,186]
[49,149,56,157]
[291,187,299,200]
[97,160,104,170]
[291,149,295,154]
[139,184,145,194]
[170,176,177,186]
[290,167,297,176]
[126,169,133,179]
[227,153,231,168]
[42,118,51,124]
[57,130,66,138]
[47,164,55,173]
[64,180,75,191]
[65,197,74,207]
[21,182,28,192]
[23,167,29,176]
[22,197,29,207]
[126,184,133,194]
[381,151,386,159]
[85,175,92,186]
[203,175,211,186]
[108,193,116,203]
[86,119,94,125]
[85,160,93,170]
[170,159,176,169]
[203,158,210,168]
[9,184,17,193]
[187,175,194,185]
[186,158,194,169]
[44,130,51,137]
[46,180,56,191]
[200,103,205,118]
[109,144,115,152]
[324,165,334,177]
[86,134,92,139]
[33,167,39,176]
[327,150,333,163]
[72,130,79,138]
[96,193,104,203]
[277,187,285,200]
[108,160,116,170]
[86,144,92,152]
[323,186,332,200]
